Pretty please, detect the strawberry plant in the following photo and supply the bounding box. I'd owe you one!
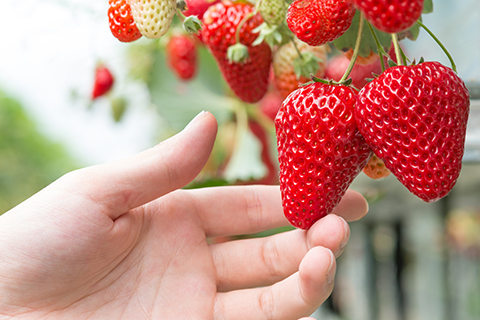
[101,0,470,230]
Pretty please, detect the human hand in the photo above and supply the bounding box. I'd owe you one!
[0,111,368,320]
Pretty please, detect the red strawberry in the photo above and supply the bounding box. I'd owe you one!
[201,1,271,103]
[351,0,424,34]
[91,65,114,100]
[355,61,470,202]
[275,82,373,229]
[184,0,219,20]
[363,154,391,179]
[286,0,356,46]
[324,54,382,89]
[166,34,197,80]
[108,0,142,42]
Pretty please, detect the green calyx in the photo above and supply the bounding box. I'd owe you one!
[253,22,292,48]
[182,15,203,35]
[227,43,250,64]
[304,75,353,87]
[293,52,322,79]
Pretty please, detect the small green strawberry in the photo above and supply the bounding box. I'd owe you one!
[258,0,287,27]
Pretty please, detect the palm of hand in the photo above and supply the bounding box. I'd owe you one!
[0,112,368,320]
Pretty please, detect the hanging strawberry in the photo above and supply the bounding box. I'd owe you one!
[201,1,272,103]
[91,64,114,100]
[128,0,176,39]
[166,34,198,81]
[286,0,356,46]
[108,0,142,42]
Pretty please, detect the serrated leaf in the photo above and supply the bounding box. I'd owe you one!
[223,126,267,182]
[423,0,433,14]
[333,11,391,58]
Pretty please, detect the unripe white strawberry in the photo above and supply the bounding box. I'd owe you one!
[128,0,176,39]
[273,39,329,99]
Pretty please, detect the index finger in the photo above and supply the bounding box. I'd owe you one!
[186,186,368,237]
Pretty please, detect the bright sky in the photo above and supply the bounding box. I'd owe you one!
[0,0,157,166]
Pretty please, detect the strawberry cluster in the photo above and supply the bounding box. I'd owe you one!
[273,0,471,229]
[103,0,471,231]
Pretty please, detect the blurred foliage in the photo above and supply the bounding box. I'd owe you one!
[0,90,78,214]
[126,37,276,186]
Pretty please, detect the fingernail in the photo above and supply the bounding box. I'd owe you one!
[365,199,370,215]
[338,216,350,252]
[185,111,208,130]
[326,249,336,284]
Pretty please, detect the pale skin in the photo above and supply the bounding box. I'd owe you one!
[0,111,368,320]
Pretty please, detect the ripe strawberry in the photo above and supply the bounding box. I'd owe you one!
[275,82,373,229]
[129,0,176,39]
[355,61,470,202]
[108,0,142,42]
[351,0,424,34]
[91,65,114,100]
[166,34,197,80]
[286,0,356,46]
[273,39,328,99]
[201,1,271,103]
[324,54,382,89]
[183,0,219,20]
[363,154,391,179]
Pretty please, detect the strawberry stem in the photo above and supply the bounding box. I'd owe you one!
[391,33,403,65]
[236,12,255,45]
[292,39,303,60]
[366,21,386,72]
[339,13,365,84]
[176,8,186,20]
[416,20,457,73]
[246,104,276,135]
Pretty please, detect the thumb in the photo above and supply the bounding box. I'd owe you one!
[62,111,217,218]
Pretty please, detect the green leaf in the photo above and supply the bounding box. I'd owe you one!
[148,47,233,132]
[223,125,267,182]
[333,11,391,58]
[422,0,433,14]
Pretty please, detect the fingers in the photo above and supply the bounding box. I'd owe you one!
[59,111,217,219]
[331,189,369,222]
[187,185,286,237]
[214,246,336,320]
[212,213,349,292]
[188,186,368,237]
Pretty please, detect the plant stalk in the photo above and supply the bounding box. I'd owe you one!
[339,12,365,83]
[417,19,457,72]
